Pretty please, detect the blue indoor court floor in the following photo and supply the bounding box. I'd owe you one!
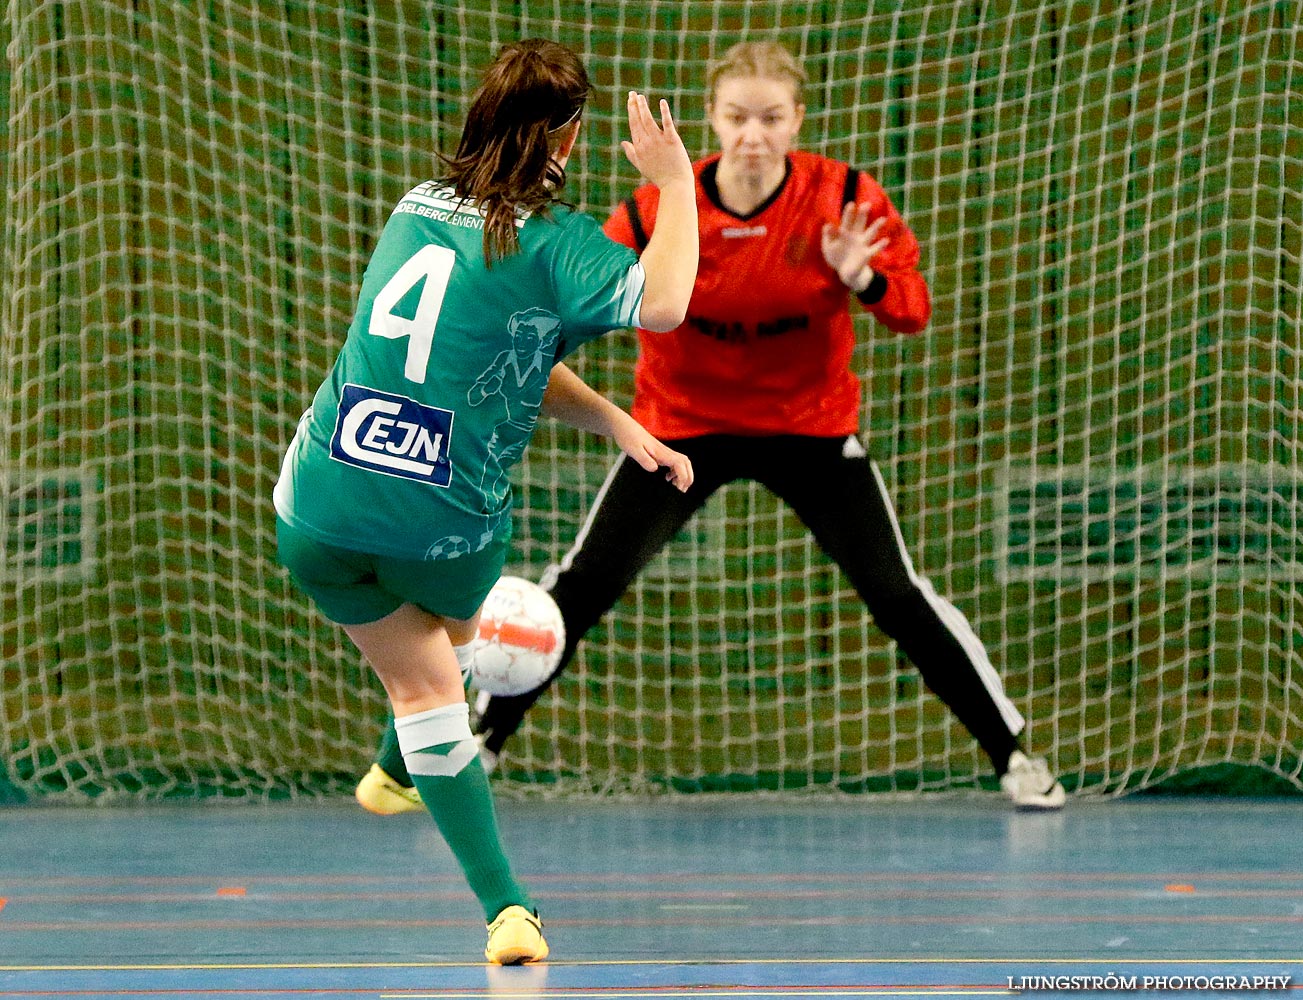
[0,796,1299,998]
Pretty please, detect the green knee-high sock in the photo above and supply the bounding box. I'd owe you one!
[376,714,412,786]
[397,705,532,922]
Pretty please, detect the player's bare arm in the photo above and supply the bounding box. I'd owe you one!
[540,363,693,491]
[621,91,698,332]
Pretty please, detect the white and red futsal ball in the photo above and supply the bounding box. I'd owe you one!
[467,576,566,696]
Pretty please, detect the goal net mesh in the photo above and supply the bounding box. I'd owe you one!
[2,1,1300,800]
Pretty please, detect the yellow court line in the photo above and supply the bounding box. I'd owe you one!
[0,957,1298,972]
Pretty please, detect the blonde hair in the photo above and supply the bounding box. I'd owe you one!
[707,40,806,105]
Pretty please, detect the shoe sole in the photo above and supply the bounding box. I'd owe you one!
[1010,785,1067,811]
[355,789,422,815]
[1014,799,1066,811]
[486,944,548,965]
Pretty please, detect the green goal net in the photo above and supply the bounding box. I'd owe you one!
[2,1,1300,800]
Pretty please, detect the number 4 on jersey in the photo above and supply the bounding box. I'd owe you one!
[369,244,455,384]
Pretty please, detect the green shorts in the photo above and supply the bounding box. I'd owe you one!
[275,516,506,625]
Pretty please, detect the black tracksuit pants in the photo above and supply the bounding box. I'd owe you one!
[476,433,1024,772]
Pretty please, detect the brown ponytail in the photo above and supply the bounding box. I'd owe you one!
[441,39,590,264]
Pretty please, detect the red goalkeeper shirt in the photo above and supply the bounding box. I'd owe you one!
[603,150,930,439]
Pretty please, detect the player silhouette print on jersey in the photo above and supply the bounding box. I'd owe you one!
[469,307,562,505]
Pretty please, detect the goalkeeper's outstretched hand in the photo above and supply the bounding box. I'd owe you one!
[822,201,889,294]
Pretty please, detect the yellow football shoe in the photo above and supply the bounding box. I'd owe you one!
[484,905,549,965]
[354,763,423,815]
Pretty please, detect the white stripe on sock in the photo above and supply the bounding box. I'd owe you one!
[405,739,479,777]
[453,642,474,683]
[395,702,473,755]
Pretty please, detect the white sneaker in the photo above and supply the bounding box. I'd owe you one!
[1000,751,1066,810]
[476,734,499,775]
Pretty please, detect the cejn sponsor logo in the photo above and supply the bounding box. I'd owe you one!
[330,383,453,486]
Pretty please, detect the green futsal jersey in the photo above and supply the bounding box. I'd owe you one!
[274,181,645,561]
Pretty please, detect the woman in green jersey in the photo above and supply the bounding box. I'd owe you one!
[273,38,698,964]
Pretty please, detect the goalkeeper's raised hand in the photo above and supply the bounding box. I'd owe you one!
[821,201,889,294]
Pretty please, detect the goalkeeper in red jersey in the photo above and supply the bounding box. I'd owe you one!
[358,39,1065,812]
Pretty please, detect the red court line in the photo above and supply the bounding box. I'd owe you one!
[0,992,1017,996]
[2,913,1300,933]
[5,887,1303,905]
[3,871,1302,888]
[0,988,1002,995]
[0,986,1034,998]
[0,992,387,997]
